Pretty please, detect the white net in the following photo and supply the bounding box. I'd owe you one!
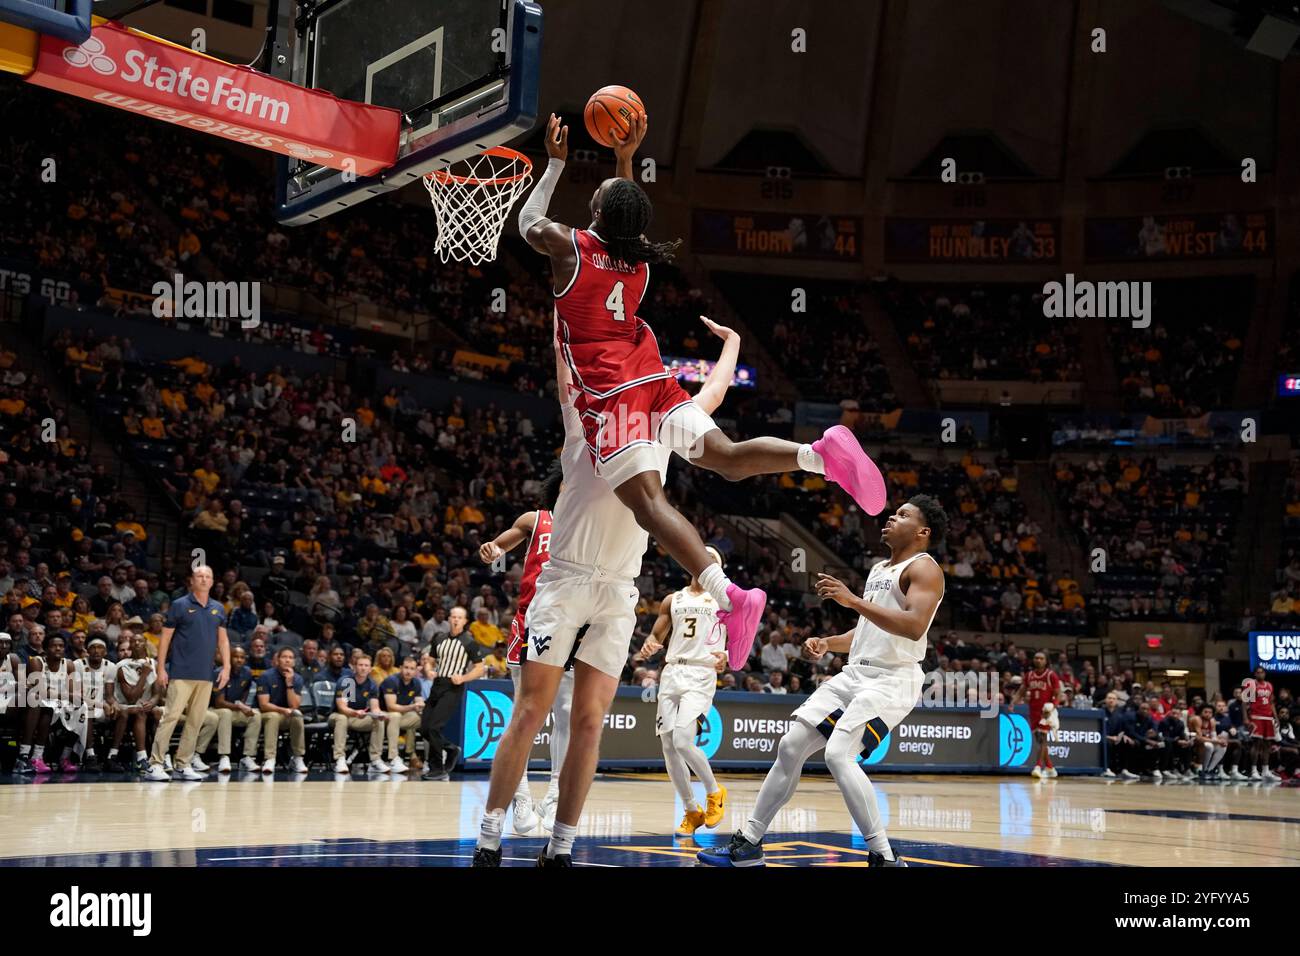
[423,148,534,266]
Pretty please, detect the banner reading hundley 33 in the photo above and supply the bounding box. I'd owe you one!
[458,682,1104,774]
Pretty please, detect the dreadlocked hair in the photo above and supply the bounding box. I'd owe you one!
[907,493,949,549]
[541,459,564,511]
[600,178,681,266]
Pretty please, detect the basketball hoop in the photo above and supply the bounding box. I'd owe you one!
[423,146,534,265]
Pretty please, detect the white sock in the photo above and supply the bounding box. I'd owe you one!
[107,748,118,759]
[547,821,577,858]
[32,745,44,760]
[698,564,733,611]
[136,750,147,762]
[869,834,895,860]
[797,443,825,475]
[477,808,505,851]
[19,744,31,757]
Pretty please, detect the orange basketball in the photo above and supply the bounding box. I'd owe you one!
[584,85,646,148]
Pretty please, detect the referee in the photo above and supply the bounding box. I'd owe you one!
[146,565,230,781]
[420,623,485,778]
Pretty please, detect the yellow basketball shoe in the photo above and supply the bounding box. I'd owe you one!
[704,785,727,827]
[676,808,706,837]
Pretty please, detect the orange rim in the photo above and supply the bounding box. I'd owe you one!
[425,146,533,186]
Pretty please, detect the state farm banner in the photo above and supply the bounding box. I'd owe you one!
[458,682,1105,774]
[26,21,400,175]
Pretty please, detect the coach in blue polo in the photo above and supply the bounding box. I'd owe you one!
[146,565,230,781]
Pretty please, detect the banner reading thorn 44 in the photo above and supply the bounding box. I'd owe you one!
[458,683,1104,774]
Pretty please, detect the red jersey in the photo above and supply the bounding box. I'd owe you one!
[508,509,552,665]
[1024,668,1061,720]
[555,229,669,398]
[1246,679,1274,718]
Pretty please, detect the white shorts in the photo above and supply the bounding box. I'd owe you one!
[792,663,923,757]
[656,663,717,737]
[597,398,718,489]
[523,562,640,680]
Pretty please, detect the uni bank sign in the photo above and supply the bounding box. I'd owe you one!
[24,21,400,176]
[1249,631,1300,674]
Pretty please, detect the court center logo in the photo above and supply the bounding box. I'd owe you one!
[695,705,723,759]
[63,37,116,75]
[463,688,513,760]
[999,712,1032,767]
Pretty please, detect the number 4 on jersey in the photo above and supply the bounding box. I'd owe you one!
[605,281,626,322]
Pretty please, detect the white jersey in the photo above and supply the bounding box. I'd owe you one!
[847,552,944,669]
[0,653,15,713]
[114,658,155,706]
[549,400,671,582]
[74,659,116,717]
[39,657,69,706]
[666,588,724,668]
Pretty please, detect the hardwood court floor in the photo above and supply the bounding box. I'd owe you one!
[0,770,1296,867]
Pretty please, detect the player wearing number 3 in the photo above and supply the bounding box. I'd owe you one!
[517,110,891,675]
[635,545,730,837]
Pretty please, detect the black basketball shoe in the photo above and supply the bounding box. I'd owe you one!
[471,846,502,867]
[867,850,907,867]
[536,850,573,867]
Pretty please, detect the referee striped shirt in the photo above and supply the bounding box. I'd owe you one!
[434,633,477,677]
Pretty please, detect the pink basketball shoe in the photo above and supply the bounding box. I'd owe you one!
[811,425,887,516]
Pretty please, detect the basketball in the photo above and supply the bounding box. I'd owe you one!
[584,85,645,148]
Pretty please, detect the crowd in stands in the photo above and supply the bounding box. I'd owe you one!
[880,282,1082,384]
[711,274,897,407]
[1053,454,1243,621]
[1266,455,1300,627]
[1116,280,1249,416]
[921,634,1298,781]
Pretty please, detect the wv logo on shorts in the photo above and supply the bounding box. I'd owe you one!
[531,632,552,657]
[463,689,513,760]
[695,705,723,760]
[999,713,1032,767]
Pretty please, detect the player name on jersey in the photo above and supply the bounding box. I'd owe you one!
[589,252,636,273]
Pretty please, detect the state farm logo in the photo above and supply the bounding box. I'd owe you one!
[63,37,115,75]
[58,33,295,127]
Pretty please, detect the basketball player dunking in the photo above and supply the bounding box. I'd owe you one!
[699,497,947,868]
[477,467,571,834]
[1013,651,1061,779]
[635,547,730,837]
[472,314,744,867]
[516,112,889,672]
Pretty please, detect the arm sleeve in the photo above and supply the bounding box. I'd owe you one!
[518,158,566,236]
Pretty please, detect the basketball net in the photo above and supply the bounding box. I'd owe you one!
[423,147,534,265]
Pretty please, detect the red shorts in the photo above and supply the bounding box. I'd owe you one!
[1249,716,1278,740]
[573,377,717,488]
